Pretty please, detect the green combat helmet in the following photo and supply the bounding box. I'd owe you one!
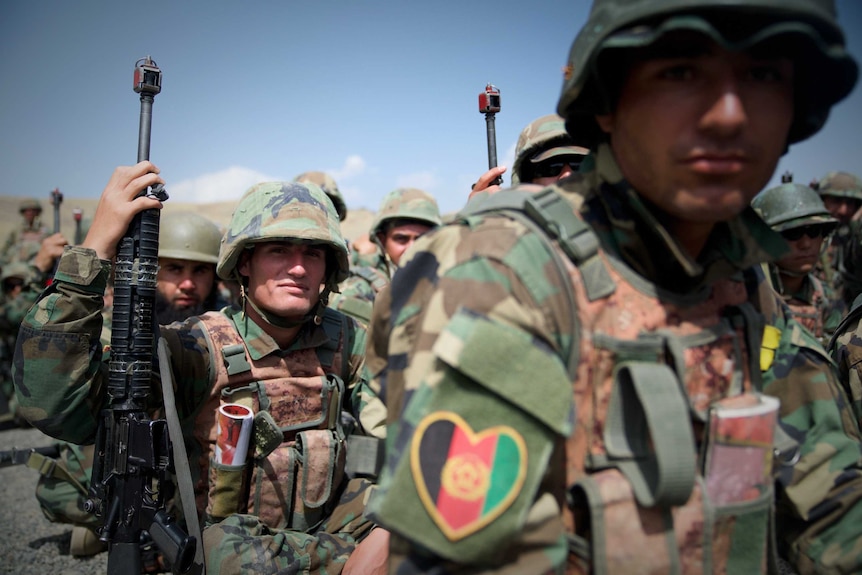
[817,171,862,202]
[159,211,222,264]
[1,262,31,285]
[557,0,859,148]
[511,114,589,186]
[752,182,838,233]
[370,188,442,242]
[293,171,347,222]
[18,198,42,214]
[218,181,349,294]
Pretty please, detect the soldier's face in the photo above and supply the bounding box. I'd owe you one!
[379,221,432,266]
[238,241,327,320]
[596,36,794,231]
[157,257,215,311]
[822,196,861,226]
[776,225,827,275]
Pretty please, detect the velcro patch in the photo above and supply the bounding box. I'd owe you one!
[411,411,527,541]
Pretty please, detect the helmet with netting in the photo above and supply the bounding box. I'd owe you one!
[752,182,838,232]
[19,198,42,214]
[370,188,442,239]
[293,171,347,221]
[817,171,862,202]
[159,212,222,264]
[557,0,858,148]
[511,114,589,185]
[217,181,349,291]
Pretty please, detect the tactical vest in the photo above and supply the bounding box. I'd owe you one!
[191,308,351,531]
[463,188,776,574]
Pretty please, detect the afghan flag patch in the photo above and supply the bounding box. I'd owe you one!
[410,411,527,541]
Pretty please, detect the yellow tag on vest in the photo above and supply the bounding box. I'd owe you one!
[760,325,781,371]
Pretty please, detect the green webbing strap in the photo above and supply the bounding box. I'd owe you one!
[344,435,384,479]
[26,452,88,496]
[158,338,206,574]
[604,362,696,508]
[222,343,251,376]
[352,266,389,294]
[460,187,616,302]
[522,188,616,302]
[317,309,342,369]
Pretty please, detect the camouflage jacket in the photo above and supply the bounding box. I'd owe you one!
[12,246,383,446]
[771,267,840,344]
[0,221,47,266]
[369,144,862,574]
[328,264,391,326]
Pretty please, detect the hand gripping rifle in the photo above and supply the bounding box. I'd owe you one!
[86,56,195,575]
[478,83,503,185]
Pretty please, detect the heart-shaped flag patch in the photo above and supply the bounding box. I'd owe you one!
[410,411,527,541]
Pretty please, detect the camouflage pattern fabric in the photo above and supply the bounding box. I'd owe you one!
[510,114,588,186]
[328,265,391,326]
[369,145,862,574]
[12,245,382,572]
[34,443,99,528]
[0,220,47,267]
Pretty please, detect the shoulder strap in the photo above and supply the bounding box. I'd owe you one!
[319,307,350,381]
[460,187,616,378]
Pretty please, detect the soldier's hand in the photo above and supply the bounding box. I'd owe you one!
[469,166,507,200]
[32,233,69,273]
[342,527,389,575]
[82,162,165,260]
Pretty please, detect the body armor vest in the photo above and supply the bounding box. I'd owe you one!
[464,188,776,575]
[192,309,349,531]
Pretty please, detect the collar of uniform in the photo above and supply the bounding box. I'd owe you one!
[225,306,331,360]
[583,143,787,287]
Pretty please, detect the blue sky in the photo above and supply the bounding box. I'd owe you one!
[1,1,861,217]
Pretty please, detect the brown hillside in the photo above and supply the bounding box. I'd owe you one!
[0,195,375,245]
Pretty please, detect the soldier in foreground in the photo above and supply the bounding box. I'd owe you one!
[368,0,862,573]
[752,182,839,343]
[13,171,387,574]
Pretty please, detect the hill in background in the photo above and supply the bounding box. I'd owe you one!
[0,195,375,245]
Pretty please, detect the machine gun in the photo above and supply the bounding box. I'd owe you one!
[478,83,503,185]
[85,56,195,575]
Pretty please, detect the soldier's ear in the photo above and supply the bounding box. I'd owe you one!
[595,113,615,134]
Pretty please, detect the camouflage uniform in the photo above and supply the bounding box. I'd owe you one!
[13,182,385,574]
[329,188,441,325]
[293,171,348,222]
[816,172,862,310]
[751,182,840,343]
[368,1,862,574]
[0,198,48,266]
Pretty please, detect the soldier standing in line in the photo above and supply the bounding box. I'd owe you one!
[0,198,48,266]
[752,182,839,344]
[816,172,862,308]
[367,0,862,573]
[13,173,388,574]
[329,188,441,325]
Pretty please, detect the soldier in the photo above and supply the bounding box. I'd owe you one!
[329,188,441,325]
[0,197,48,266]
[13,168,388,574]
[752,182,839,343]
[814,171,862,303]
[155,211,226,324]
[293,170,348,222]
[470,113,590,198]
[367,1,862,574]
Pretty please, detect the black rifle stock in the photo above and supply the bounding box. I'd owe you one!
[86,56,195,575]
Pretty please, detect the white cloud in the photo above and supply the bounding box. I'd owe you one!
[395,171,438,192]
[329,155,367,181]
[168,166,277,203]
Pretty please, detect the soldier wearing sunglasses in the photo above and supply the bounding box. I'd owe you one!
[753,182,839,342]
[470,114,588,199]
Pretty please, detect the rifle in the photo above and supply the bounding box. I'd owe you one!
[85,56,195,575]
[478,83,503,185]
[50,188,63,234]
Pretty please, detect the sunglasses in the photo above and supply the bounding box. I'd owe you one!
[780,225,829,241]
[529,158,582,180]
